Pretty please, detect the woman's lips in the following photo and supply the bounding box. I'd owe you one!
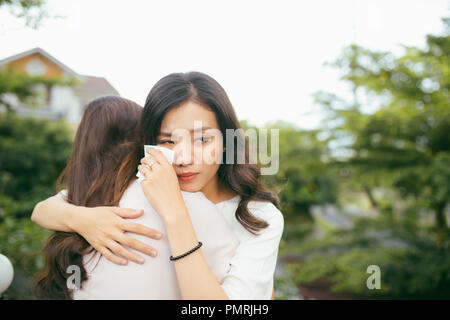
[177,172,198,182]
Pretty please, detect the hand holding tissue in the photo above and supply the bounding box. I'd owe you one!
[136,145,175,183]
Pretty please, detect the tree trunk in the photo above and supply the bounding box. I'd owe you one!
[435,202,448,231]
[363,186,378,210]
[434,202,448,250]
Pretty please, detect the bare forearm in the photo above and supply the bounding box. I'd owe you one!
[31,196,83,232]
[163,206,229,300]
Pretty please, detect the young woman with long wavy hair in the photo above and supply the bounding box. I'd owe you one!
[32,72,284,300]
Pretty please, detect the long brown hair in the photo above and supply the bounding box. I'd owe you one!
[32,96,142,299]
[115,71,279,235]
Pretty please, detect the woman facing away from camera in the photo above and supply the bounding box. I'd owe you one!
[32,72,284,300]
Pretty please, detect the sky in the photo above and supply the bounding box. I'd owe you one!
[1,0,448,129]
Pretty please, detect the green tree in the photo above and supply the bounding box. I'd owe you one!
[0,0,75,299]
[0,0,47,29]
[290,19,450,299]
[316,18,450,242]
[0,113,73,299]
[264,121,338,217]
[0,67,74,112]
[241,120,339,219]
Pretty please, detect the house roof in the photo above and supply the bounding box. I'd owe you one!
[74,75,120,97]
[0,47,120,97]
[0,47,83,80]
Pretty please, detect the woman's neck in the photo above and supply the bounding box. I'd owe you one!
[201,175,237,204]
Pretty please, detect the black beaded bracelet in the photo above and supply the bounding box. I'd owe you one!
[170,241,203,261]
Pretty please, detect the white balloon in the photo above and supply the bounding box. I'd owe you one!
[0,254,14,296]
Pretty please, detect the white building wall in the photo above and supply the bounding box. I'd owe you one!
[50,85,82,122]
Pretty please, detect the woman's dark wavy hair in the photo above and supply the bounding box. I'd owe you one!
[32,96,142,300]
[116,71,279,235]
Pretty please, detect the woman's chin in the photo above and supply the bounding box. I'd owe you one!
[179,183,202,193]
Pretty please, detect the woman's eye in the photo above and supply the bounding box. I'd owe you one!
[159,140,174,145]
[195,136,211,143]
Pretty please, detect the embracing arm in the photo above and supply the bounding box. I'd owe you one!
[31,193,163,265]
[31,194,83,232]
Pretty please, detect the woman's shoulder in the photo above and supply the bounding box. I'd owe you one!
[119,179,148,207]
[55,189,68,200]
[222,194,284,228]
[122,179,141,196]
[247,199,284,231]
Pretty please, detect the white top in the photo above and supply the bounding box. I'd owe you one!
[215,195,284,300]
[57,181,239,300]
[56,185,284,300]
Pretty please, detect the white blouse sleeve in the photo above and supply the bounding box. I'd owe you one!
[55,189,68,201]
[220,201,284,300]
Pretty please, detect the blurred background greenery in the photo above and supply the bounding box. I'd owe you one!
[270,17,450,299]
[0,0,449,299]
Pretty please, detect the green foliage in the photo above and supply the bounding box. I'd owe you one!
[317,18,450,232]
[0,112,73,299]
[0,67,77,112]
[0,198,52,299]
[0,112,73,203]
[252,121,339,218]
[289,18,450,299]
[288,217,450,299]
[0,0,47,29]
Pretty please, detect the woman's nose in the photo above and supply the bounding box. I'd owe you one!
[173,142,193,165]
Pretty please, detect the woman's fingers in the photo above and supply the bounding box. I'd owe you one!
[141,154,160,166]
[140,158,162,174]
[111,207,144,218]
[122,220,163,240]
[97,246,128,265]
[138,164,153,178]
[144,148,168,166]
[106,240,146,265]
[117,233,158,258]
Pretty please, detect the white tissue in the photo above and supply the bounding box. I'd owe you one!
[136,145,175,184]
